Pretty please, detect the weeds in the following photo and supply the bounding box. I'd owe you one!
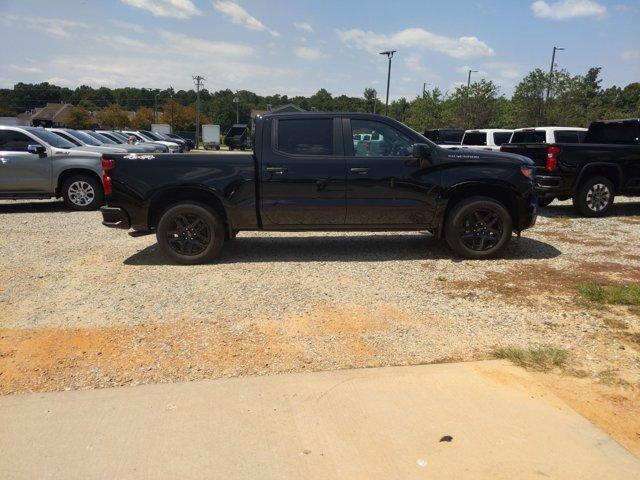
[493,346,568,371]
[578,283,640,306]
[435,275,447,282]
[603,318,629,329]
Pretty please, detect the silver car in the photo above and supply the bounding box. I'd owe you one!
[47,128,128,154]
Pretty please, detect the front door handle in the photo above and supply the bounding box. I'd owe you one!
[350,167,370,174]
[266,166,287,174]
[0,157,7,165]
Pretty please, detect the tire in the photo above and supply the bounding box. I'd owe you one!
[229,146,234,151]
[572,176,615,217]
[62,175,103,211]
[538,197,554,208]
[444,196,513,260]
[156,202,225,265]
[215,145,220,151]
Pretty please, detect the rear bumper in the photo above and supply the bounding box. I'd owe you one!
[535,174,571,198]
[100,206,131,229]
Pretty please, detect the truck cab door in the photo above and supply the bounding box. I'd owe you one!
[259,116,346,227]
[0,130,51,193]
[344,117,439,226]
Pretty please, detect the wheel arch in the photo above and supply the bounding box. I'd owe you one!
[56,168,103,197]
[440,182,520,235]
[574,163,623,194]
[147,186,229,231]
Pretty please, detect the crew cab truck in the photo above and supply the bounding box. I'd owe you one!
[501,119,640,216]
[100,113,537,263]
[0,126,104,210]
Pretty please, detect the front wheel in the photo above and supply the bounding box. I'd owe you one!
[444,197,513,259]
[156,202,225,264]
[62,175,103,211]
[573,176,615,217]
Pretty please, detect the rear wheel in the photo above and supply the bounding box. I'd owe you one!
[62,175,103,211]
[444,197,513,259]
[573,176,615,217]
[156,202,225,264]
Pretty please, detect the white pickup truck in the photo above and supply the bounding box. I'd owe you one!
[457,129,514,151]
[0,126,104,210]
[507,127,587,144]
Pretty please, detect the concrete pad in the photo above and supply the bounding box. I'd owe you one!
[1,360,638,480]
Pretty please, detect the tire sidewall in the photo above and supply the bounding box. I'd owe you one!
[62,175,104,211]
[574,176,615,217]
[156,202,225,265]
[445,197,513,259]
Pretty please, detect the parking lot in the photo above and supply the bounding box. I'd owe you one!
[1,196,640,452]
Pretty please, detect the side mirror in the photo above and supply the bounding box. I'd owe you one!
[412,143,432,166]
[27,144,46,157]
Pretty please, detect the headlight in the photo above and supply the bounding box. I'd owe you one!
[521,166,534,179]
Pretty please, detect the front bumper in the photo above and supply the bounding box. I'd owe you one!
[100,206,131,229]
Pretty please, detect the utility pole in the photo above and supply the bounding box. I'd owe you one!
[169,86,174,133]
[544,46,564,124]
[379,50,396,116]
[193,75,205,149]
[154,93,159,123]
[233,95,240,124]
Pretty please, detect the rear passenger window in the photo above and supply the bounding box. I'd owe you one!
[277,118,333,156]
[555,131,583,143]
[0,131,33,151]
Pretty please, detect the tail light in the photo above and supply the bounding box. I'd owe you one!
[102,157,115,196]
[546,146,560,172]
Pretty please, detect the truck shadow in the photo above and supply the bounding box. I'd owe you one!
[123,234,561,266]
[0,200,69,214]
[538,200,640,219]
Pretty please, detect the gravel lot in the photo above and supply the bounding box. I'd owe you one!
[0,196,639,415]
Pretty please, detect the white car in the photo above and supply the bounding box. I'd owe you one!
[508,127,587,144]
[457,129,514,151]
[123,130,181,153]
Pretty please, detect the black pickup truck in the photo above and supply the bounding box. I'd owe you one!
[100,112,537,263]
[501,118,640,216]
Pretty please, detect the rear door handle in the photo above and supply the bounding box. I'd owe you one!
[350,167,370,174]
[266,166,287,174]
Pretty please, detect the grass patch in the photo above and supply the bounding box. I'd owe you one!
[493,346,568,371]
[578,283,640,306]
[435,275,447,282]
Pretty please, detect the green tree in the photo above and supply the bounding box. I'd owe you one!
[404,88,452,131]
[447,79,503,129]
[65,106,93,129]
[131,106,155,129]
[97,103,130,128]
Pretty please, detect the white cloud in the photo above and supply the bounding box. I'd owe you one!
[110,20,144,33]
[404,54,432,75]
[336,27,494,60]
[213,1,279,37]
[102,35,149,49]
[10,65,43,74]
[294,21,313,33]
[159,31,254,57]
[2,14,88,38]
[120,0,201,19]
[483,61,521,79]
[621,50,640,61]
[294,46,326,61]
[531,0,606,20]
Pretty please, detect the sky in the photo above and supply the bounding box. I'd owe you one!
[0,0,639,100]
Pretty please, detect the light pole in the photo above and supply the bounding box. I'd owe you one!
[233,95,240,124]
[379,50,396,116]
[544,46,564,123]
[465,70,478,127]
[467,69,478,88]
[193,75,205,149]
[422,82,432,98]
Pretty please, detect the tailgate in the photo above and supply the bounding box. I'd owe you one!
[500,144,548,168]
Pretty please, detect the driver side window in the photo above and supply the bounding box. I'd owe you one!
[0,130,33,152]
[351,119,413,157]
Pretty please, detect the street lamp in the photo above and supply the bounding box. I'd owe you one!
[544,46,565,123]
[233,96,240,124]
[379,50,396,116]
[467,69,478,88]
[154,93,159,123]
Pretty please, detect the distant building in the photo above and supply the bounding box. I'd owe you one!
[17,103,73,127]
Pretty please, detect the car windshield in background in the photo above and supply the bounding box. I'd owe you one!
[136,132,154,141]
[141,130,161,140]
[84,131,116,144]
[511,131,547,143]
[440,131,463,144]
[585,123,640,144]
[462,132,487,145]
[493,132,512,146]
[227,127,246,136]
[68,130,102,146]
[28,128,76,149]
[110,132,129,142]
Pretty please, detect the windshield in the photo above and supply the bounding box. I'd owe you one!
[141,130,161,140]
[440,130,463,144]
[28,129,76,149]
[67,130,102,146]
[135,131,154,141]
[585,123,640,145]
[510,131,547,143]
[462,132,487,146]
[493,132,513,146]
[85,131,117,144]
[110,131,129,142]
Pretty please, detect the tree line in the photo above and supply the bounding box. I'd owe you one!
[0,66,638,133]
